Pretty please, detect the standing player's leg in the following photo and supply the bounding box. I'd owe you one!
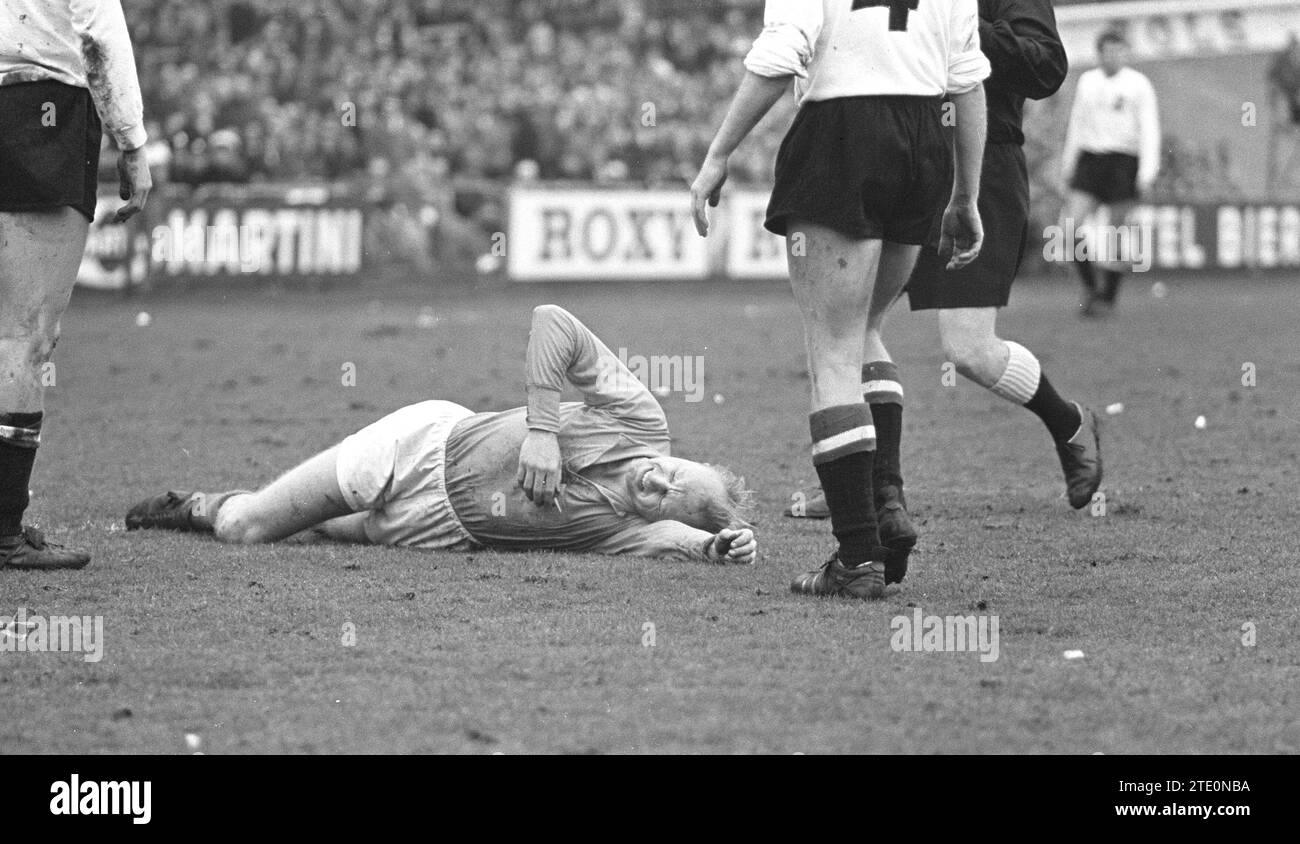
[938,307,1101,508]
[125,445,356,544]
[786,241,916,523]
[1095,198,1137,309]
[1063,189,1102,315]
[0,208,92,569]
[863,242,920,583]
[785,219,889,600]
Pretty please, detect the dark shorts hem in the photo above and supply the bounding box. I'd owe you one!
[766,209,901,243]
[906,276,1015,310]
[765,210,931,245]
[0,201,96,222]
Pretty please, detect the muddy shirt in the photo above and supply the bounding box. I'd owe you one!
[0,0,146,149]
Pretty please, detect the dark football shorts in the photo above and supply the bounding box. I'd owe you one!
[1068,150,1139,204]
[766,95,950,245]
[907,140,1029,311]
[0,80,103,221]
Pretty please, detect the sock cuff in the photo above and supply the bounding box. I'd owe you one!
[861,361,904,405]
[0,412,44,449]
[810,404,875,465]
[990,341,1041,405]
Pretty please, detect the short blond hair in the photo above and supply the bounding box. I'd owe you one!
[702,463,756,531]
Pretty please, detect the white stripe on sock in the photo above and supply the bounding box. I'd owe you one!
[860,379,904,398]
[811,425,876,455]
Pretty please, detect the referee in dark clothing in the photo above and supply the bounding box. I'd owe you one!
[788,0,1102,589]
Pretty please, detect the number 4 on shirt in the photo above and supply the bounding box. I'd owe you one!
[852,0,920,32]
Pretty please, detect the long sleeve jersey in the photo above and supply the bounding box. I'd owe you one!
[442,305,719,562]
[977,0,1068,145]
[0,0,146,150]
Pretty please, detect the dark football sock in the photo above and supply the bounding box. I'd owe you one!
[0,411,43,536]
[810,404,882,567]
[1025,374,1082,443]
[861,361,904,506]
[1100,269,1123,303]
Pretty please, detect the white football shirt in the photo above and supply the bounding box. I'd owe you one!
[0,0,147,150]
[1062,66,1161,187]
[744,0,990,101]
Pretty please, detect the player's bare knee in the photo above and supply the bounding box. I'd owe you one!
[941,332,977,372]
[0,330,52,377]
[940,319,998,374]
[31,329,58,368]
[213,506,269,545]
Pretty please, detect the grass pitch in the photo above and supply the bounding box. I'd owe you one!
[2,273,1297,754]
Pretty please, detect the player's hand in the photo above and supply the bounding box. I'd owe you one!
[939,197,983,270]
[113,146,152,223]
[709,528,756,565]
[516,429,562,509]
[689,154,728,237]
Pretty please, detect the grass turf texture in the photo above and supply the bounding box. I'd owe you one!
[2,276,1297,754]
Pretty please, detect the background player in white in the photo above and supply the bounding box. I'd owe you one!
[1060,29,1160,316]
[125,305,757,566]
[691,0,989,599]
[0,0,151,570]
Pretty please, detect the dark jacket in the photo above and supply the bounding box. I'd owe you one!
[978,0,1069,144]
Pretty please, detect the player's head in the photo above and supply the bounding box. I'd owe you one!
[624,456,754,531]
[1096,30,1129,75]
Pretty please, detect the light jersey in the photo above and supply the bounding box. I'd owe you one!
[440,306,718,562]
[745,0,991,101]
[0,0,147,150]
[1062,65,1161,186]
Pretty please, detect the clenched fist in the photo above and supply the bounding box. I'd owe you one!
[516,429,562,508]
[709,528,756,565]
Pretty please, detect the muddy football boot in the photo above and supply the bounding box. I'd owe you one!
[0,527,91,570]
[790,553,888,600]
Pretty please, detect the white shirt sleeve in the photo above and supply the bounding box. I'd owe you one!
[70,0,147,150]
[946,0,991,94]
[743,0,824,79]
[1137,76,1161,187]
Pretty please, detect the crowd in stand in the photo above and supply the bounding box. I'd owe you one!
[123,0,1279,207]
[126,0,790,189]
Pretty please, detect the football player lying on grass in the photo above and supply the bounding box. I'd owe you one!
[126,305,757,565]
